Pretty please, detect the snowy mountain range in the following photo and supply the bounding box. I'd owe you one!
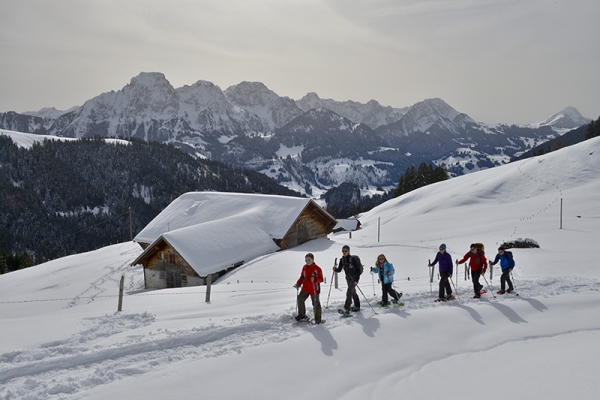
[0,72,592,196]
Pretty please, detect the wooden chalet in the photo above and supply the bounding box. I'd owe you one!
[131,192,337,289]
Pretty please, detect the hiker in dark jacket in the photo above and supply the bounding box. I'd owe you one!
[429,243,453,301]
[489,246,515,294]
[334,245,362,313]
[456,243,487,298]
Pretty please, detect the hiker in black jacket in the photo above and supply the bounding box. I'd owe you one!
[334,245,362,314]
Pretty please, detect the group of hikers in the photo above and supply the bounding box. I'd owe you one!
[293,243,516,323]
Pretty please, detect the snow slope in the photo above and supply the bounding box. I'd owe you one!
[1,137,600,399]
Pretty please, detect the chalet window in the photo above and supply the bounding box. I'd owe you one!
[181,275,187,282]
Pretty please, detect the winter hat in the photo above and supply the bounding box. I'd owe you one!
[342,245,350,252]
[439,243,446,250]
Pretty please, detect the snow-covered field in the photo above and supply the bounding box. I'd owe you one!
[1,137,599,399]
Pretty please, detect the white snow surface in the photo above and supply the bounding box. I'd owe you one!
[1,138,600,399]
[0,129,130,148]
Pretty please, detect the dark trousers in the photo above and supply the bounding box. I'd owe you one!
[471,270,483,295]
[500,269,514,291]
[381,282,400,303]
[297,290,321,321]
[439,271,452,298]
[344,279,360,311]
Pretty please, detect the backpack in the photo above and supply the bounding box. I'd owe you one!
[351,255,364,276]
[505,251,515,268]
[474,242,485,253]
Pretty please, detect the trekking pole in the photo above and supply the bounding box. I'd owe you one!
[312,280,318,321]
[371,268,376,296]
[481,273,496,299]
[428,259,433,294]
[450,275,460,300]
[356,284,378,315]
[325,258,337,308]
[295,287,299,315]
[510,271,520,296]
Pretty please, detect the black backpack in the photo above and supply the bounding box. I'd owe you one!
[505,251,516,268]
[351,255,364,276]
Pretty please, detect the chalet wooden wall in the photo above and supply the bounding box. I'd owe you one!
[279,204,336,249]
[142,241,204,289]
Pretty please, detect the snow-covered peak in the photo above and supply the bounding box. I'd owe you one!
[224,81,279,108]
[296,93,406,129]
[224,81,303,130]
[532,106,591,130]
[177,80,230,112]
[409,98,459,121]
[296,92,325,111]
[121,72,180,116]
[22,106,79,119]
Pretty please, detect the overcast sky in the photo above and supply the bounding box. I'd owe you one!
[1,0,598,125]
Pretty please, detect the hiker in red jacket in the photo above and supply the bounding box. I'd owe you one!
[294,253,324,323]
[456,243,487,298]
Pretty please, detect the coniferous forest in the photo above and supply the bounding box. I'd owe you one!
[0,136,300,273]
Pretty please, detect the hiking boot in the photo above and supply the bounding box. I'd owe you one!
[295,314,309,322]
[445,294,453,300]
[314,319,324,324]
[472,294,481,299]
[497,290,505,295]
[391,299,402,305]
[378,301,389,307]
[350,306,361,312]
[397,292,403,299]
[507,288,514,294]
[437,297,446,302]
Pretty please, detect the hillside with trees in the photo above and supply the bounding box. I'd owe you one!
[0,136,299,272]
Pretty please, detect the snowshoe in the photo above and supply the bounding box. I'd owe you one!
[338,309,352,317]
[391,299,404,306]
[350,306,361,312]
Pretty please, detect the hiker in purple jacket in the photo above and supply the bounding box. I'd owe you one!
[429,243,454,301]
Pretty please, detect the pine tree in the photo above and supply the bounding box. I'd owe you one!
[585,117,600,140]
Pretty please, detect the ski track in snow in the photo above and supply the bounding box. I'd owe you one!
[1,275,598,399]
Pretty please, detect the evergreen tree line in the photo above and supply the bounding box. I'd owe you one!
[323,162,449,219]
[585,116,600,140]
[393,162,449,197]
[323,182,394,219]
[0,136,300,273]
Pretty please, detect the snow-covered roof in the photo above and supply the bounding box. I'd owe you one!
[133,192,332,276]
[333,218,361,232]
[135,192,316,244]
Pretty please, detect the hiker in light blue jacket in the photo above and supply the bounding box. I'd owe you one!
[371,254,402,306]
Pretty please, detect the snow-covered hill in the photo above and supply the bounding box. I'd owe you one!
[1,137,599,399]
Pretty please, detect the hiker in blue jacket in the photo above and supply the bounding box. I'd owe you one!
[370,254,402,306]
[489,246,515,294]
[429,243,454,301]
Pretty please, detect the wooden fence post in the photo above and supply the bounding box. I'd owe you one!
[117,275,124,312]
[205,274,212,303]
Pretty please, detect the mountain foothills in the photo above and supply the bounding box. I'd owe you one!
[0,136,299,271]
[0,72,593,197]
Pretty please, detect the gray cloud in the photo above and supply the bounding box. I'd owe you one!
[1,0,598,124]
